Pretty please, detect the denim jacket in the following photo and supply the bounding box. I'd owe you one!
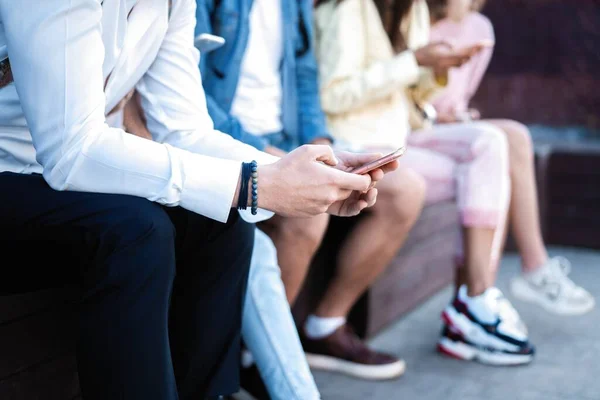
[195,0,332,150]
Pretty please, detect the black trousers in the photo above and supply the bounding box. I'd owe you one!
[0,172,253,399]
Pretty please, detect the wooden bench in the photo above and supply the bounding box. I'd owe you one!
[537,141,600,250]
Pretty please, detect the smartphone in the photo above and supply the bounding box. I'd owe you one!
[194,33,226,53]
[349,147,406,175]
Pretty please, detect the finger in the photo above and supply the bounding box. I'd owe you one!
[362,188,378,208]
[335,188,353,201]
[359,190,376,211]
[445,52,470,64]
[354,199,369,215]
[451,55,469,66]
[380,159,399,174]
[453,58,469,68]
[345,198,369,217]
[337,151,383,167]
[364,180,377,193]
[431,40,453,50]
[472,44,487,53]
[309,144,338,166]
[327,167,372,192]
[367,168,384,183]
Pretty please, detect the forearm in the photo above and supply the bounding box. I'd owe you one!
[320,51,421,115]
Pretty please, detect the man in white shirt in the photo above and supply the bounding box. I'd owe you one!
[0,1,395,399]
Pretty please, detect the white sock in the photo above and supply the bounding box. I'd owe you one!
[304,314,346,339]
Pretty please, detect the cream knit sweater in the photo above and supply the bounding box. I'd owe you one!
[314,0,441,150]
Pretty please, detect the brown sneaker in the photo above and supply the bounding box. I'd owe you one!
[301,324,406,380]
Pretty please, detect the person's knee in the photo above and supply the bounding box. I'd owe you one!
[477,123,510,168]
[483,123,509,148]
[279,214,329,253]
[501,120,534,164]
[115,198,175,243]
[382,169,426,227]
[101,197,176,285]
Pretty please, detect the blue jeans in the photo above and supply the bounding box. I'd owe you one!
[242,229,321,400]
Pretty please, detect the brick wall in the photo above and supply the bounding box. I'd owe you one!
[472,0,600,130]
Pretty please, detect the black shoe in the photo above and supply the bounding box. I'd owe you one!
[240,364,270,400]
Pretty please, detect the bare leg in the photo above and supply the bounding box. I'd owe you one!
[405,123,510,297]
[463,227,496,296]
[260,213,330,304]
[314,167,426,317]
[486,119,548,272]
[455,219,506,294]
[454,265,467,294]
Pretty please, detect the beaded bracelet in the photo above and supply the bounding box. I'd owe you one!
[237,161,258,214]
[237,162,250,211]
[250,160,258,215]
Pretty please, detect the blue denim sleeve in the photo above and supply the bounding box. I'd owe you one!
[295,0,334,146]
[195,0,268,151]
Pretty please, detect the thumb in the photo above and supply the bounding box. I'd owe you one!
[310,144,339,167]
[431,40,453,50]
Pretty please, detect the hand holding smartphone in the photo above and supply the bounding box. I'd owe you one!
[349,147,406,175]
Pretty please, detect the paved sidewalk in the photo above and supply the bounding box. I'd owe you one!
[313,246,600,400]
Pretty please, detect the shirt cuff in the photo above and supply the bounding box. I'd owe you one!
[254,151,280,165]
[239,208,274,223]
[177,147,278,223]
[176,148,241,223]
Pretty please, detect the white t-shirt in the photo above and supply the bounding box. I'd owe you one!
[230,0,284,136]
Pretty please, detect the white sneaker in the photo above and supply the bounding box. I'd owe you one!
[487,287,528,336]
[510,256,595,316]
[441,286,534,366]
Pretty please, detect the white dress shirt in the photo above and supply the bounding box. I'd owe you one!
[0,0,277,223]
[230,0,284,135]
